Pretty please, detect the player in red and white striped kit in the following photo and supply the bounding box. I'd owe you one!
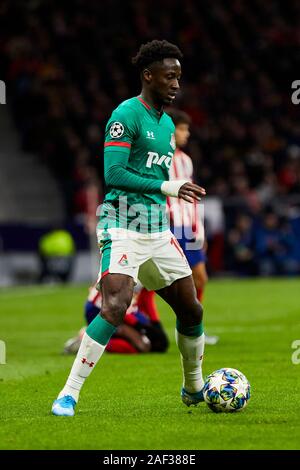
[166,109,218,345]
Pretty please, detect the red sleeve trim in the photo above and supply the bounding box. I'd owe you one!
[104,142,131,148]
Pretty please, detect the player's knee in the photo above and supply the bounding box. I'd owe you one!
[101,296,129,324]
[176,297,203,326]
[192,299,203,324]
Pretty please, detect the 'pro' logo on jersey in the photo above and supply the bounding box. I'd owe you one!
[146,151,173,169]
[110,122,124,138]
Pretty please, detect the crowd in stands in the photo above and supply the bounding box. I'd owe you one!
[1,0,300,275]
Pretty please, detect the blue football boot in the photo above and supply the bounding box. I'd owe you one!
[181,387,204,407]
[52,395,76,416]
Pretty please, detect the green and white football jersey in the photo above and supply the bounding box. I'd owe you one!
[98,96,176,233]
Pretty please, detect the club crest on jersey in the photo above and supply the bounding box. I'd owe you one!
[118,254,129,266]
[110,122,124,138]
[170,133,176,150]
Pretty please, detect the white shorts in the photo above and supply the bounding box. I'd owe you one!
[96,228,192,291]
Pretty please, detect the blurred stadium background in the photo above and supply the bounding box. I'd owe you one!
[1,0,300,452]
[1,0,300,286]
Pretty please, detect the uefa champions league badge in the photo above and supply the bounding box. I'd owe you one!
[110,122,124,138]
[170,133,176,150]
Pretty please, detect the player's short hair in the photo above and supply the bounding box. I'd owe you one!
[167,109,191,127]
[132,40,183,70]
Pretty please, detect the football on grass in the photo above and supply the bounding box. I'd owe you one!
[203,367,251,412]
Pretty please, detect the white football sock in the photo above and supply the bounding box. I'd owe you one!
[175,330,205,393]
[58,332,106,402]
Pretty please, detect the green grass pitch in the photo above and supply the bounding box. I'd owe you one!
[0,278,300,450]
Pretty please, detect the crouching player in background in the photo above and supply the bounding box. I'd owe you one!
[64,284,169,354]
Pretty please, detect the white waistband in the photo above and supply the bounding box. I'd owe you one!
[97,227,171,240]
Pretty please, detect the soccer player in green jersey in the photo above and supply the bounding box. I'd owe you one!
[52,40,207,416]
